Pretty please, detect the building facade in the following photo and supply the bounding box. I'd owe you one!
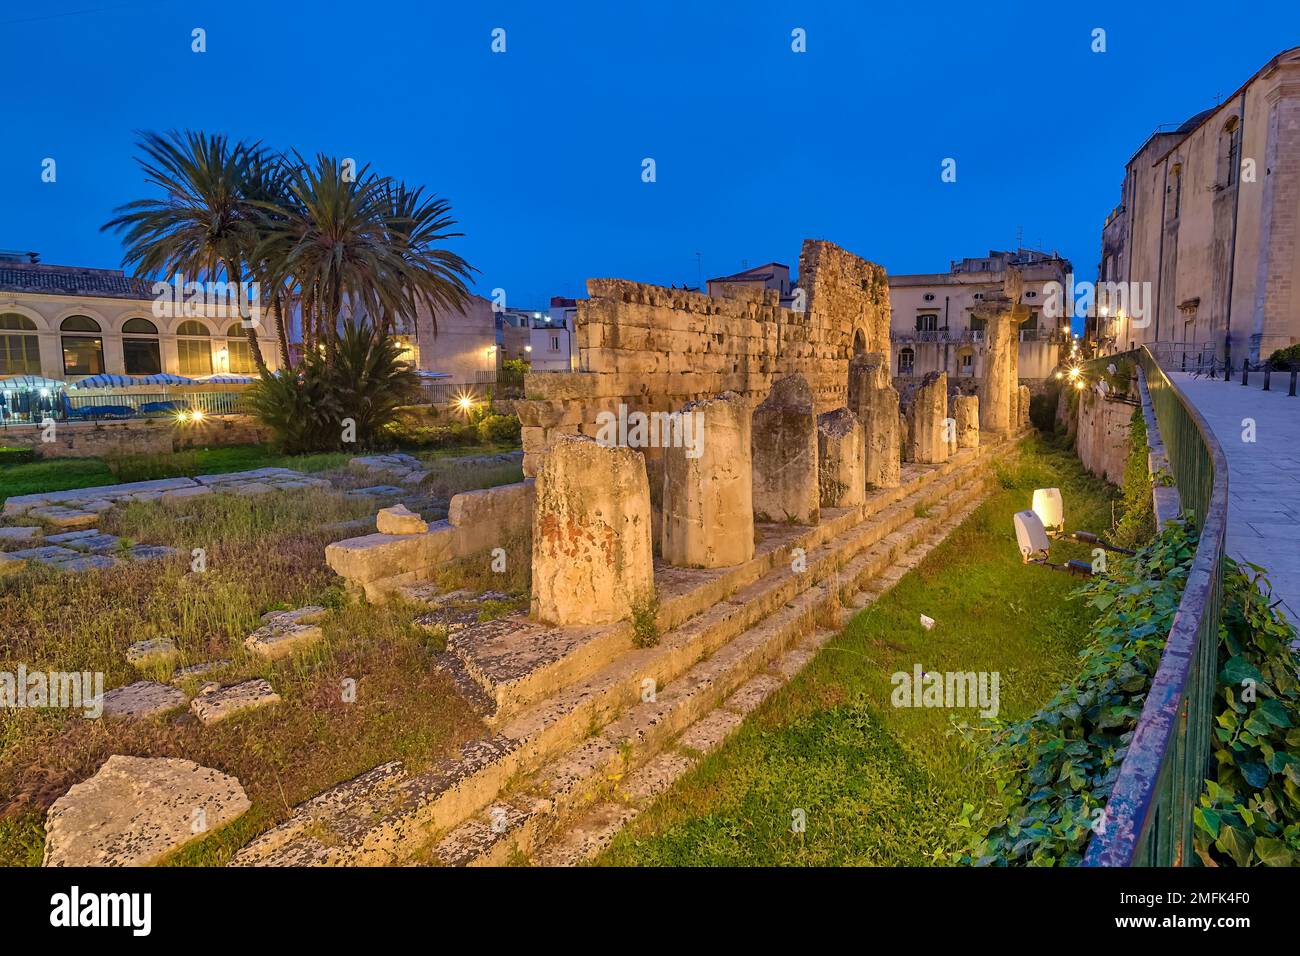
[0,256,283,384]
[1096,47,1300,366]
[889,249,1071,384]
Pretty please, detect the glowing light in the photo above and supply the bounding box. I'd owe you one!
[190,408,205,422]
[454,391,477,417]
[1073,379,1085,390]
[524,345,532,353]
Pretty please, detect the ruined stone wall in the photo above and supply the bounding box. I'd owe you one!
[518,239,889,477]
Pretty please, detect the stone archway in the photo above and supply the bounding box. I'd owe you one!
[852,328,867,357]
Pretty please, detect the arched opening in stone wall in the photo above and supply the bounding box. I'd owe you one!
[852,328,866,357]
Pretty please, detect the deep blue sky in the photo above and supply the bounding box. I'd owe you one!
[3,0,1298,310]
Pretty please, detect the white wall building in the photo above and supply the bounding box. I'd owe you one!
[889,249,1072,383]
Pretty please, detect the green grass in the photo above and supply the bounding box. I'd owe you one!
[597,434,1120,866]
[0,440,520,506]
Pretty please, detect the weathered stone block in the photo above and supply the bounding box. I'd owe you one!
[376,504,428,535]
[1018,384,1032,429]
[448,480,534,556]
[978,306,1016,436]
[906,371,950,464]
[751,374,819,524]
[661,391,754,568]
[531,434,654,626]
[325,523,456,587]
[190,679,281,725]
[817,407,866,508]
[953,394,980,449]
[42,755,250,866]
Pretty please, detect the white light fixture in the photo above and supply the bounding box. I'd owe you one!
[1013,510,1051,563]
[1032,488,1064,532]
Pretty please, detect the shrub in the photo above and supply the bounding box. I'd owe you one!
[1112,408,1155,550]
[1194,558,1300,866]
[249,319,418,453]
[476,413,520,444]
[1266,343,1300,369]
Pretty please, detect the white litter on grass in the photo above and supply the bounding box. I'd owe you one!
[919,614,935,631]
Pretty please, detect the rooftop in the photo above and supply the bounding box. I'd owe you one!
[0,260,155,301]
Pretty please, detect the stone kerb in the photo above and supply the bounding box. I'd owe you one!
[751,374,819,525]
[661,391,755,569]
[531,434,655,626]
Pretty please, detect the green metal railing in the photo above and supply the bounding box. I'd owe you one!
[1083,347,1228,866]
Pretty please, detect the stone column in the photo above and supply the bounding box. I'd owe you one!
[953,394,980,449]
[848,354,900,490]
[751,374,819,525]
[531,434,654,626]
[977,301,1016,437]
[1017,385,1032,430]
[661,392,754,569]
[817,407,866,508]
[906,371,950,464]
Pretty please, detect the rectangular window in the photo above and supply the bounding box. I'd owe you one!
[123,339,162,375]
[915,314,938,332]
[550,336,560,351]
[226,339,254,374]
[61,336,104,375]
[0,334,41,375]
[177,339,213,376]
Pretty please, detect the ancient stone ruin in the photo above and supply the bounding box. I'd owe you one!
[817,407,866,508]
[905,371,950,465]
[254,236,1037,868]
[531,434,654,626]
[847,352,901,489]
[661,391,754,568]
[752,374,820,524]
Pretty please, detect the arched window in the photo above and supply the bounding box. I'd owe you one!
[176,320,212,376]
[223,324,254,374]
[899,347,915,374]
[122,317,162,375]
[0,313,41,375]
[60,315,104,375]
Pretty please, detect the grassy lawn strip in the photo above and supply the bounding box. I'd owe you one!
[597,435,1118,866]
[0,440,520,505]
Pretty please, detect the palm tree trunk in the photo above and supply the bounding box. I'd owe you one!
[273,290,291,368]
[227,255,268,375]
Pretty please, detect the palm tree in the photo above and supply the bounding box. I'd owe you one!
[378,181,474,340]
[102,130,269,374]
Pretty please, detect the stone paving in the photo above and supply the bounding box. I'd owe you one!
[2,468,332,524]
[1170,371,1300,624]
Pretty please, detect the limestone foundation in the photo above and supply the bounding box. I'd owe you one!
[531,434,654,626]
[817,407,866,508]
[751,374,819,524]
[661,391,755,568]
[906,371,950,464]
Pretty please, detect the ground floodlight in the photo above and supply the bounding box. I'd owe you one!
[1013,510,1050,563]
[1032,488,1064,532]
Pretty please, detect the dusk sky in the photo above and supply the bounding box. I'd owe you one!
[3,0,1298,309]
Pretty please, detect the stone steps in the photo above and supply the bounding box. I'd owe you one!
[230,437,1013,867]
[430,467,993,866]
[530,488,992,866]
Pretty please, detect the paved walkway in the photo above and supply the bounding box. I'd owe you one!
[1170,371,1300,625]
